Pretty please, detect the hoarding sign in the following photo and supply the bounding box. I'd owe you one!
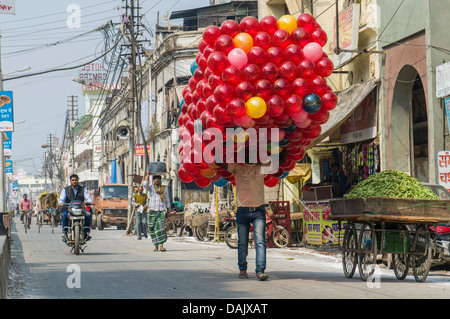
[0,1,15,15]
[333,3,360,69]
[445,98,450,131]
[3,131,11,156]
[436,62,450,98]
[0,91,13,131]
[303,203,345,245]
[438,150,450,193]
[135,145,151,156]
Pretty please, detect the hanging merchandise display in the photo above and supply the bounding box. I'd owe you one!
[343,141,379,184]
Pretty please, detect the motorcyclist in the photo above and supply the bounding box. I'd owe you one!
[59,174,93,242]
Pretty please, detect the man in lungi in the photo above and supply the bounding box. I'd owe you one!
[143,171,171,251]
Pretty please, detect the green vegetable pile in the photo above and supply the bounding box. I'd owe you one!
[346,170,439,200]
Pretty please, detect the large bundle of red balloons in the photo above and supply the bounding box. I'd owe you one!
[177,14,338,188]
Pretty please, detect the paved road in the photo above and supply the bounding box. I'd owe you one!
[7,215,450,300]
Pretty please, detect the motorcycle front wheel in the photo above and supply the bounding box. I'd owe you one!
[74,224,80,255]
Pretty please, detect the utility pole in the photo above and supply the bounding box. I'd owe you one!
[67,96,78,174]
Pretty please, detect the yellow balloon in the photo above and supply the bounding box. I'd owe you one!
[278,15,297,34]
[267,142,282,154]
[233,32,253,53]
[246,97,267,119]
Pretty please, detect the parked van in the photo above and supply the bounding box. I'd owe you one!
[92,184,129,230]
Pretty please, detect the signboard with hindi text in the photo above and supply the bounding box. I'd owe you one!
[438,151,450,193]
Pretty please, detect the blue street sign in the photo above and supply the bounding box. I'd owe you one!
[0,91,13,132]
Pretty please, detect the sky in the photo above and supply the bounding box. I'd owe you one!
[2,0,209,175]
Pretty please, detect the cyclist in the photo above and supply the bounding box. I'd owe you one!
[19,194,33,228]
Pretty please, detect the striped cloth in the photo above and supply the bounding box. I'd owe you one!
[148,210,167,246]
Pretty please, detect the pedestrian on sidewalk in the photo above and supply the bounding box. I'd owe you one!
[132,184,148,240]
[143,172,170,252]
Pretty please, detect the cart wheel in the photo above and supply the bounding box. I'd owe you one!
[358,222,377,281]
[165,220,176,237]
[392,225,410,280]
[411,224,432,282]
[342,222,358,278]
[196,220,209,241]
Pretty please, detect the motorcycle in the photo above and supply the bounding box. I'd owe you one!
[63,201,92,255]
[430,224,450,264]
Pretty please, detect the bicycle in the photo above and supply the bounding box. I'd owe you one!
[225,211,290,249]
[21,210,32,233]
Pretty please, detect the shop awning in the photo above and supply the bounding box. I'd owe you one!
[306,78,379,150]
[286,163,312,184]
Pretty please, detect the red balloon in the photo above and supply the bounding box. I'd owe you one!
[226,98,247,118]
[202,45,215,59]
[285,94,303,115]
[207,51,229,74]
[235,81,254,101]
[178,166,194,183]
[222,65,243,85]
[267,95,285,117]
[260,62,278,82]
[264,177,279,187]
[297,59,316,79]
[185,118,195,135]
[286,128,303,142]
[292,78,311,98]
[247,46,268,66]
[304,125,321,139]
[193,67,204,82]
[291,27,310,48]
[202,81,214,98]
[272,29,291,48]
[254,79,273,100]
[289,148,305,161]
[267,46,284,66]
[195,176,212,188]
[214,34,235,54]
[253,31,273,50]
[260,15,278,34]
[320,90,338,111]
[205,95,219,113]
[206,116,225,131]
[203,25,222,45]
[272,112,289,124]
[239,16,261,37]
[198,40,208,53]
[242,64,261,83]
[296,13,316,32]
[284,44,304,64]
[207,73,223,87]
[311,76,328,92]
[213,104,231,124]
[189,77,198,91]
[200,111,212,129]
[197,54,208,70]
[309,109,329,124]
[279,61,298,81]
[214,84,234,104]
[195,79,205,96]
[221,20,240,37]
[315,57,334,77]
[273,78,291,98]
[311,28,328,47]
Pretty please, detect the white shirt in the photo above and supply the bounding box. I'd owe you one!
[143,181,170,211]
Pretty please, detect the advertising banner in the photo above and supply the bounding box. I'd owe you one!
[303,203,346,245]
[5,159,12,177]
[438,150,450,193]
[135,145,151,156]
[0,91,13,131]
[3,131,11,155]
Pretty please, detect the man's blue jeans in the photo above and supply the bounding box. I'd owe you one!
[236,207,266,274]
[135,209,148,239]
[62,210,92,235]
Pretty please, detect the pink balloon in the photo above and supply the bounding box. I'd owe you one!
[294,118,312,128]
[234,114,254,127]
[303,42,323,62]
[290,108,309,122]
[228,48,248,69]
[268,128,286,142]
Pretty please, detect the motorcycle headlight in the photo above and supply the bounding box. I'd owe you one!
[71,208,83,216]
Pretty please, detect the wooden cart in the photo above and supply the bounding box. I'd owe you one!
[330,197,450,282]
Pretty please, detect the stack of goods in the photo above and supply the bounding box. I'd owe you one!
[346,170,439,200]
[176,14,338,188]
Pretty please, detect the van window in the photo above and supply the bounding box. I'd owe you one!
[101,186,128,199]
